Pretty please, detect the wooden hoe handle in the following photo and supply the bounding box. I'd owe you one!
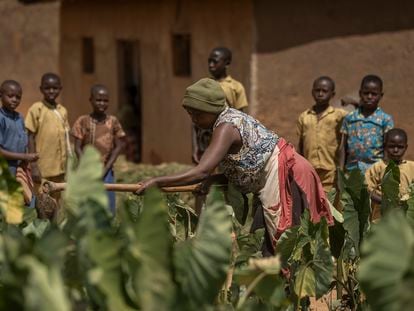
[42,181,202,194]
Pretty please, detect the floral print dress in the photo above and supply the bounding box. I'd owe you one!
[214,108,278,193]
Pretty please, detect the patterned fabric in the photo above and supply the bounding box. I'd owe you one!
[0,107,28,174]
[214,108,278,193]
[71,115,126,164]
[25,101,69,178]
[340,107,394,173]
[218,75,248,110]
[16,165,34,206]
[251,138,334,254]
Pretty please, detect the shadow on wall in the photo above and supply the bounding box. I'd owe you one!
[254,0,414,53]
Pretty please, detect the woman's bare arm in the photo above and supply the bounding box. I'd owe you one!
[136,123,240,192]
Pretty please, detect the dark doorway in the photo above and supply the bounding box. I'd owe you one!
[117,40,142,162]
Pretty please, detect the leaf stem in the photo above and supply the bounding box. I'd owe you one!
[236,271,267,309]
[295,260,314,311]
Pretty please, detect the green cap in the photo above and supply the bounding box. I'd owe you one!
[182,78,226,114]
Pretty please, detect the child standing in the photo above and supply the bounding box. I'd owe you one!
[297,76,346,192]
[208,47,248,112]
[340,75,394,174]
[192,47,249,164]
[25,73,71,196]
[0,80,38,175]
[0,80,39,207]
[365,128,414,220]
[71,84,125,214]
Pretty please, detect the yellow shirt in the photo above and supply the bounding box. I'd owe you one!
[25,101,69,178]
[218,75,248,110]
[365,159,414,198]
[296,106,347,171]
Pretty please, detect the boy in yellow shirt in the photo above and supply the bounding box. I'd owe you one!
[297,76,347,192]
[25,73,70,198]
[365,128,414,220]
[208,46,248,112]
[192,47,248,164]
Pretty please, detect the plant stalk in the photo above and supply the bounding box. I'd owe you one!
[236,271,267,309]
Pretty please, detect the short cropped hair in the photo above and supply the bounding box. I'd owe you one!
[385,128,408,144]
[361,74,383,90]
[211,47,232,63]
[313,76,335,91]
[90,84,108,96]
[41,72,61,84]
[0,80,21,91]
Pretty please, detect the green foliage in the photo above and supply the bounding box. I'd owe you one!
[174,188,233,310]
[227,183,248,225]
[122,188,175,310]
[235,256,288,309]
[20,256,70,311]
[405,184,414,230]
[381,161,401,214]
[0,222,70,310]
[5,150,414,310]
[64,146,109,217]
[326,188,344,223]
[331,167,414,310]
[277,210,334,300]
[235,228,265,267]
[0,149,239,310]
[167,194,198,241]
[338,169,370,256]
[114,156,191,183]
[114,157,193,210]
[359,209,414,311]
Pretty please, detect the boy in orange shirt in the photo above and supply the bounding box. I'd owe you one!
[72,84,125,214]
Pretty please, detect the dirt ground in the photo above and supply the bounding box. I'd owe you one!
[310,290,339,311]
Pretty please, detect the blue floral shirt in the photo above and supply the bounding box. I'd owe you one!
[214,108,278,193]
[340,107,394,173]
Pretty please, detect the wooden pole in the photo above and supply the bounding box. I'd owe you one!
[42,181,202,195]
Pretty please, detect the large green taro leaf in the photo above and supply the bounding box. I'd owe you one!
[83,230,135,311]
[406,184,414,230]
[359,210,414,311]
[293,217,333,299]
[64,146,109,216]
[339,170,370,256]
[19,256,70,311]
[174,188,232,310]
[381,161,400,215]
[123,188,175,311]
[63,147,112,237]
